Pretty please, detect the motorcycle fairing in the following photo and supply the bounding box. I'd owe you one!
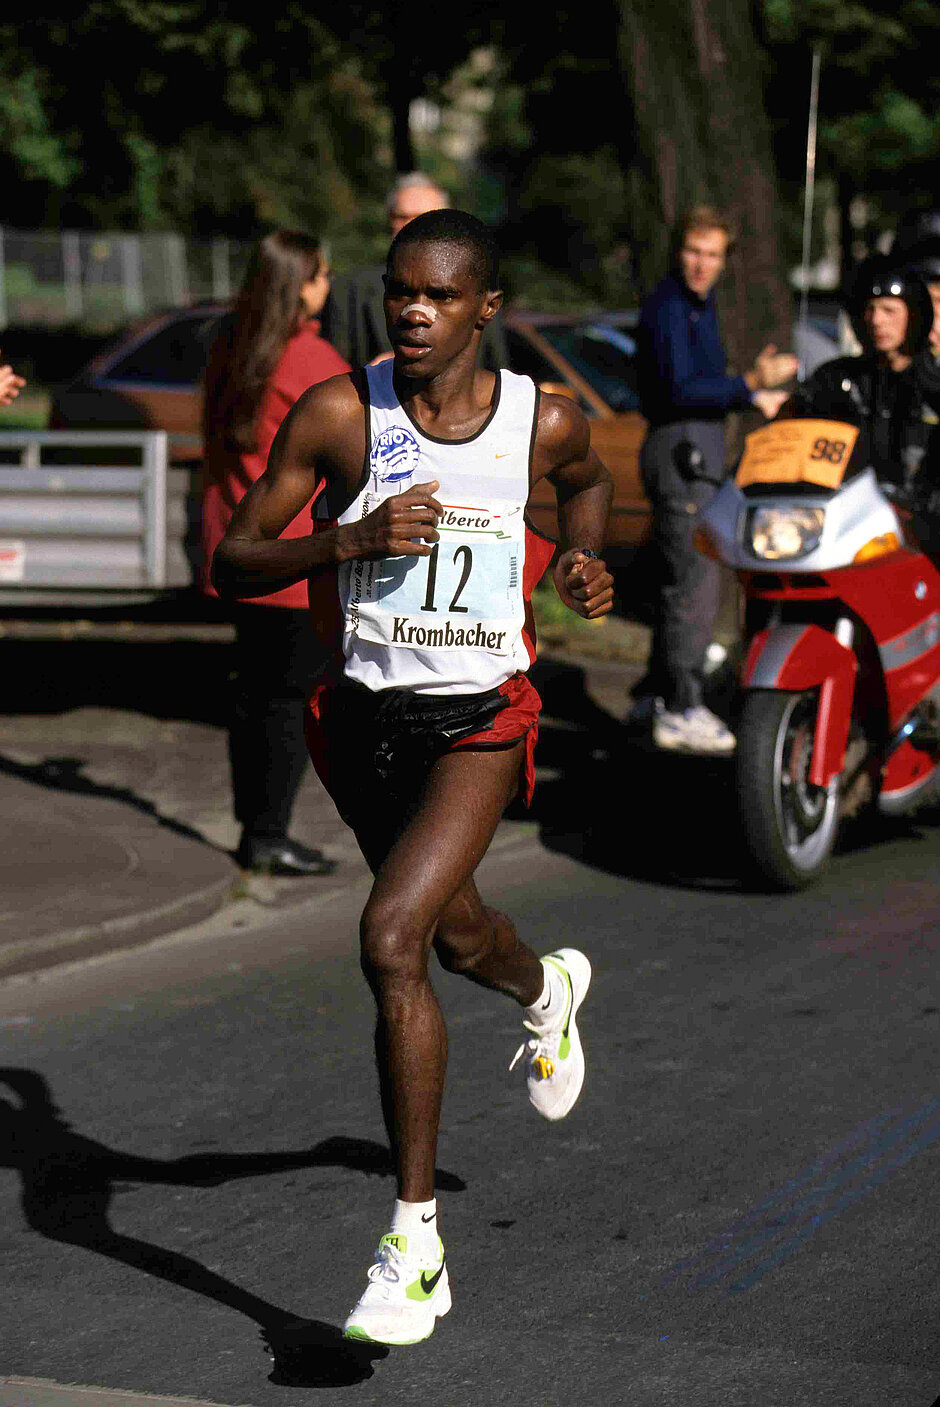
[827,553,940,729]
[701,468,897,573]
[742,623,857,787]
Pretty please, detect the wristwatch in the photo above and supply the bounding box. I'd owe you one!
[575,549,598,560]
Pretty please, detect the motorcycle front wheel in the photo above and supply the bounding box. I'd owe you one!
[735,689,840,891]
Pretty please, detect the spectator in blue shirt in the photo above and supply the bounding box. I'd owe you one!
[633,205,797,754]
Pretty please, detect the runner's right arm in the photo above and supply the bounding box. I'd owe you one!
[212,374,442,600]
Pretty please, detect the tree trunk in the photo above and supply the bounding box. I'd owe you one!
[616,0,792,374]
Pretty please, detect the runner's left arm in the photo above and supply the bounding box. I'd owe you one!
[534,393,615,619]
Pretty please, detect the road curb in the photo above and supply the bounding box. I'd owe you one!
[0,872,236,982]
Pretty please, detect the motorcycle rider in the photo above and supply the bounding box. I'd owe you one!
[900,239,940,359]
[783,257,940,497]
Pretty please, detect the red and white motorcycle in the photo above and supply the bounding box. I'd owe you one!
[698,416,940,889]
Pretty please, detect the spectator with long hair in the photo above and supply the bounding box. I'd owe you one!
[202,229,349,874]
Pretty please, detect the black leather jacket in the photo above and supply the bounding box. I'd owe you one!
[785,352,940,491]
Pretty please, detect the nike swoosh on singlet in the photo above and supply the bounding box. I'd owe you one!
[421,1211,437,1223]
[420,1261,446,1295]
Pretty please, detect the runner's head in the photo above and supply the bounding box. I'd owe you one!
[384,210,503,379]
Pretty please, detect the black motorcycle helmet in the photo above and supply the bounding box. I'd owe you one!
[845,253,934,357]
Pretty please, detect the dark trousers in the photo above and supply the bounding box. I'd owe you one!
[229,604,325,841]
[640,422,725,712]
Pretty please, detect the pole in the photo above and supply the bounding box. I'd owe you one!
[797,46,822,379]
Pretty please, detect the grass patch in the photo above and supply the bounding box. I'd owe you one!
[532,578,650,663]
[0,390,50,430]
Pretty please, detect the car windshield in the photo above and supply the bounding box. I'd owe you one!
[538,322,640,412]
[105,311,222,386]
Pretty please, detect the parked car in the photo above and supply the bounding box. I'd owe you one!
[49,303,221,461]
[502,310,648,545]
[50,302,651,547]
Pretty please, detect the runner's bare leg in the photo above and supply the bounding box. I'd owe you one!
[357,742,544,1202]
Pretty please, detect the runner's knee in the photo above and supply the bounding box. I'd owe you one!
[359,898,429,986]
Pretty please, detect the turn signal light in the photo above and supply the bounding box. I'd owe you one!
[693,526,719,559]
[853,532,900,564]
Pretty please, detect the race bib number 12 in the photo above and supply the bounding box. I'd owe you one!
[352,499,524,656]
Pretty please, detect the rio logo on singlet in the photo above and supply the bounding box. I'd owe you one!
[370,425,421,484]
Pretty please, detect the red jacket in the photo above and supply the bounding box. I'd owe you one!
[202,322,349,609]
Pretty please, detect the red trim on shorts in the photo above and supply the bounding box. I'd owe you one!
[303,660,343,801]
[450,672,542,807]
[304,670,543,812]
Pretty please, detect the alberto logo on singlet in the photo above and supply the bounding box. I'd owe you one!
[371,425,420,484]
[438,507,511,537]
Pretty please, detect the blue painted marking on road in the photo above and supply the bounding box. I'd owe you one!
[661,1100,925,1285]
[659,1098,940,1295]
[724,1114,940,1293]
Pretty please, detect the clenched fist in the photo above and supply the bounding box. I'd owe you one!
[342,480,443,560]
[553,549,614,620]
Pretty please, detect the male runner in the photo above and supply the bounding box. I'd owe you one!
[213,209,614,1346]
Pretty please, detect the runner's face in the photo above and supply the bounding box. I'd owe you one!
[384,242,501,379]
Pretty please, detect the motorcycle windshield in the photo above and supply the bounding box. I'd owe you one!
[736,419,861,491]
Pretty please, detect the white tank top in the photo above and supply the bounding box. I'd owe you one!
[336,362,539,695]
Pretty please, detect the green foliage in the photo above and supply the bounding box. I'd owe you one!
[0,3,389,241]
[0,63,78,188]
[6,0,936,321]
[758,0,940,233]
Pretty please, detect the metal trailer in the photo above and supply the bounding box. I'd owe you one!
[0,431,200,607]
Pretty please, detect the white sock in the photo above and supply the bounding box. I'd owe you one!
[389,1197,439,1257]
[524,958,567,1030]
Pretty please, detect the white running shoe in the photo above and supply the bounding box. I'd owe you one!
[510,948,591,1121]
[653,702,735,755]
[343,1233,451,1346]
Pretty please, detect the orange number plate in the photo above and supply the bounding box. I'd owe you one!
[736,419,860,489]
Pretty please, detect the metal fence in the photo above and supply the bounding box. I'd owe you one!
[0,430,198,604]
[0,228,251,332]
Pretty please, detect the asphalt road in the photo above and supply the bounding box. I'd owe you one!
[3,766,940,1407]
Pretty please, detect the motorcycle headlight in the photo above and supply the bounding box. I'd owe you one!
[746,506,825,561]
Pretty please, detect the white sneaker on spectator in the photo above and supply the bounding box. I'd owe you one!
[653,702,735,755]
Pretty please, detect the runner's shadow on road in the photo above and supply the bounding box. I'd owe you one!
[0,750,222,852]
[0,1069,465,1387]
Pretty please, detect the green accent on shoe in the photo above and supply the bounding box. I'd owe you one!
[544,955,573,1059]
[380,1233,408,1254]
[344,1324,432,1346]
[405,1256,445,1302]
